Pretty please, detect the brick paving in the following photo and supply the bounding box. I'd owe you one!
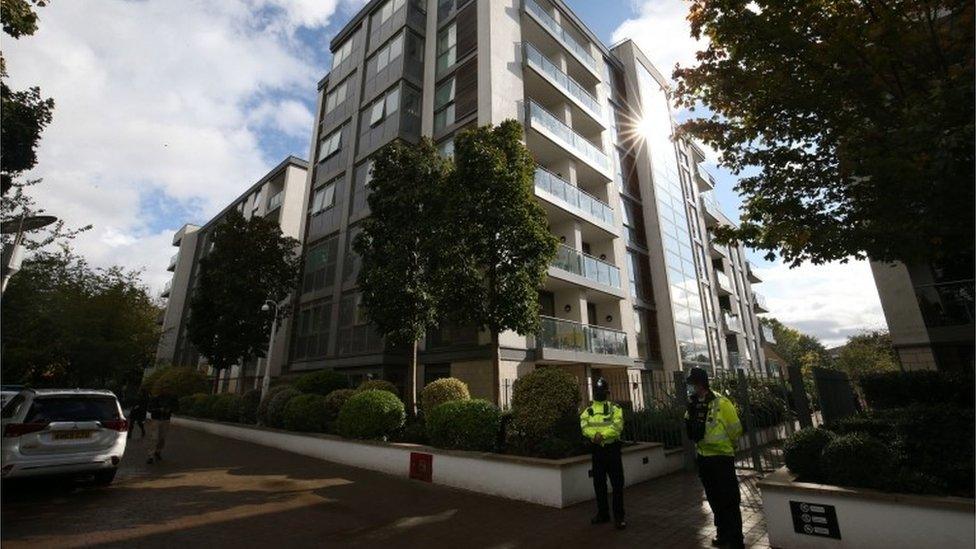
[2,424,769,548]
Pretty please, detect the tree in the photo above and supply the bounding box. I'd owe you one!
[673,0,974,266]
[834,330,899,378]
[1,247,162,394]
[762,317,832,372]
[354,138,451,414]
[186,210,300,393]
[446,121,558,402]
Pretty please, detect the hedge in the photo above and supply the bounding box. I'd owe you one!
[859,370,974,410]
[623,404,684,449]
[506,368,582,458]
[265,387,301,428]
[420,377,470,414]
[257,384,294,425]
[357,379,399,396]
[821,434,894,489]
[426,399,500,452]
[149,367,209,399]
[294,370,349,397]
[282,394,330,433]
[783,427,836,481]
[324,389,357,424]
[241,389,261,424]
[336,389,405,440]
[210,394,243,423]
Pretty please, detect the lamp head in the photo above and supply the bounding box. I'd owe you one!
[261,303,270,312]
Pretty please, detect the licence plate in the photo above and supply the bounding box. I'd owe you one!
[53,431,92,440]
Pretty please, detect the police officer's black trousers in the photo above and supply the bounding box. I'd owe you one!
[697,454,743,545]
[591,442,624,520]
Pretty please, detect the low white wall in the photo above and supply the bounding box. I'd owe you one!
[760,467,975,549]
[174,417,678,507]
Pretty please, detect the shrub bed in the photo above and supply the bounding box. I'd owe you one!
[257,384,294,426]
[324,389,357,426]
[149,367,209,399]
[506,368,583,458]
[420,377,470,414]
[241,389,261,424]
[821,433,894,489]
[783,427,836,482]
[426,399,500,452]
[294,370,348,397]
[357,379,399,396]
[210,394,243,423]
[265,387,301,428]
[859,369,974,409]
[282,394,330,433]
[336,389,405,440]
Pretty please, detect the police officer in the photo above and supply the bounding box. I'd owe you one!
[580,377,626,530]
[685,367,744,549]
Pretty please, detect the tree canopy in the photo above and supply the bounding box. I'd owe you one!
[186,210,300,389]
[762,317,832,372]
[834,330,899,378]
[674,0,974,266]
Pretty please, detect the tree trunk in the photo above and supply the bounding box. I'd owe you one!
[491,330,500,407]
[212,369,220,394]
[408,340,418,417]
[237,361,245,395]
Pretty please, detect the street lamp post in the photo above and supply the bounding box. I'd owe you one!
[260,299,279,397]
[1,214,58,295]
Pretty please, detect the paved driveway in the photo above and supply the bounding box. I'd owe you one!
[2,424,769,548]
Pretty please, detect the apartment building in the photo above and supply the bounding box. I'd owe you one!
[155,156,309,391]
[283,0,770,405]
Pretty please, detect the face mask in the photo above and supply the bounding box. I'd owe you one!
[686,385,696,398]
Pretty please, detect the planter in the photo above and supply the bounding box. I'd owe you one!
[759,466,975,548]
[173,416,685,507]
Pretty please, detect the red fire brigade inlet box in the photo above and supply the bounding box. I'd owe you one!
[409,452,433,482]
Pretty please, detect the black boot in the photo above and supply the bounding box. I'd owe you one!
[614,519,626,530]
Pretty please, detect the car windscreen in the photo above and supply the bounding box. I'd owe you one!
[25,396,120,423]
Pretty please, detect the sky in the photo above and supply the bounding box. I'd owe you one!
[3,0,886,346]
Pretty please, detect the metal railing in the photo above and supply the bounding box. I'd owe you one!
[551,243,621,288]
[524,0,596,71]
[267,190,284,211]
[527,99,609,171]
[524,43,601,117]
[537,315,628,356]
[534,167,613,225]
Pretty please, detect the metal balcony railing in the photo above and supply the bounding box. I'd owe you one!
[534,168,613,225]
[551,243,621,288]
[524,0,596,71]
[524,43,601,118]
[527,99,609,172]
[537,315,628,356]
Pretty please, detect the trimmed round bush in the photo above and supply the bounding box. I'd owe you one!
[507,368,581,456]
[783,427,836,481]
[294,370,349,396]
[150,367,209,399]
[178,395,195,414]
[265,387,301,428]
[257,384,294,425]
[357,379,399,396]
[282,394,330,433]
[209,393,243,422]
[241,389,262,424]
[324,389,356,422]
[183,393,212,418]
[426,399,500,451]
[420,377,470,414]
[821,433,894,489]
[336,389,405,440]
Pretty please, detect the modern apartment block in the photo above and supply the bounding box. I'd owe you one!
[870,258,974,372]
[283,0,770,405]
[155,156,309,391]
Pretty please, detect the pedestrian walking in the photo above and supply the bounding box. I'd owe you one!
[146,394,175,464]
[127,394,147,440]
[580,377,626,530]
[685,367,744,549]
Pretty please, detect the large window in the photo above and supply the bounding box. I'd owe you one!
[436,24,456,75]
[318,125,344,162]
[324,78,349,115]
[374,32,404,72]
[303,236,339,293]
[311,179,337,214]
[292,300,332,360]
[331,37,353,69]
[372,0,405,26]
[337,292,383,355]
[365,86,400,127]
[433,78,455,132]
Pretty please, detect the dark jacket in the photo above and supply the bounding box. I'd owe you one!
[148,396,176,421]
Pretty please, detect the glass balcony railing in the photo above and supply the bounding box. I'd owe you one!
[267,190,284,211]
[538,315,628,357]
[527,100,609,172]
[728,351,742,369]
[168,253,178,270]
[715,270,733,293]
[524,0,596,71]
[761,324,776,343]
[722,312,743,333]
[534,168,613,225]
[524,43,601,118]
[161,279,172,298]
[551,243,621,288]
[754,292,769,311]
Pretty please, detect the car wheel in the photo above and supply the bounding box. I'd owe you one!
[93,468,117,486]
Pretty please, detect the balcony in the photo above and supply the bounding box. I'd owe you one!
[701,191,732,228]
[524,43,603,129]
[746,261,762,283]
[536,315,631,366]
[534,168,614,233]
[523,0,598,76]
[761,324,776,344]
[753,291,770,313]
[549,244,623,297]
[167,252,178,272]
[161,279,172,298]
[914,279,975,327]
[722,312,743,333]
[708,237,729,260]
[728,351,742,369]
[526,99,610,180]
[715,270,734,296]
[267,190,284,211]
[695,162,716,191]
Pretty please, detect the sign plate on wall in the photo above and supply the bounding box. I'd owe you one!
[790,500,841,539]
[409,452,432,482]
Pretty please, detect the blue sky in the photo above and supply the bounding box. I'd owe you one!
[3,0,885,345]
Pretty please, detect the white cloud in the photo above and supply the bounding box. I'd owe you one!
[3,0,352,292]
[611,0,705,82]
[755,259,888,347]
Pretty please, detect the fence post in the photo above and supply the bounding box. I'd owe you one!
[673,371,696,471]
[736,370,764,473]
[787,365,813,429]
[777,370,796,437]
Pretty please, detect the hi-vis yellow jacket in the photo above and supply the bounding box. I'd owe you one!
[580,400,624,446]
[686,390,743,457]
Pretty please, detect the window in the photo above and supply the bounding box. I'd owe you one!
[373,0,406,25]
[312,180,337,214]
[318,125,343,162]
[374,32,404,72]
[303,236,339,293]
[436,24,456,74]
[324,78,348,115]
[437,138,454,158]
[366,86,400,127]
[434,78,455,132]
[292,300,332,360]
[331,37,353,69]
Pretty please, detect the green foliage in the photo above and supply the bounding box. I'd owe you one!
[324,389,356,423]
[783,427,836,481]
[392,417,428,444]
[859,369,974,409]
[336,389,406,440]
[821,434,894,489]
[1,0,43,39]
[293,369,348,397]
[623,403,684,449]
[150,367,209,399]
[183,393,212,418]
[257,384,294,425]
[711,374,789,429]
[282,394,330,433]
[834,331,899,378]
[826,415,893,439]
[426,399,500,452]
[210,394,243,423]
[265,387,301,429]
[2,250,162,393]
[506,368,582,457]
[357,379,399,396]
[241,389,261,424]
[186,209,301,387]
[420,377,470,414]
[674,0,974,265]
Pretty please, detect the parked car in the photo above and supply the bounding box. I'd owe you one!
[1,389,128,484]
[1,385,25,408]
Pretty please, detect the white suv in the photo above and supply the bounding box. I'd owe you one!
[1,389,128,484]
